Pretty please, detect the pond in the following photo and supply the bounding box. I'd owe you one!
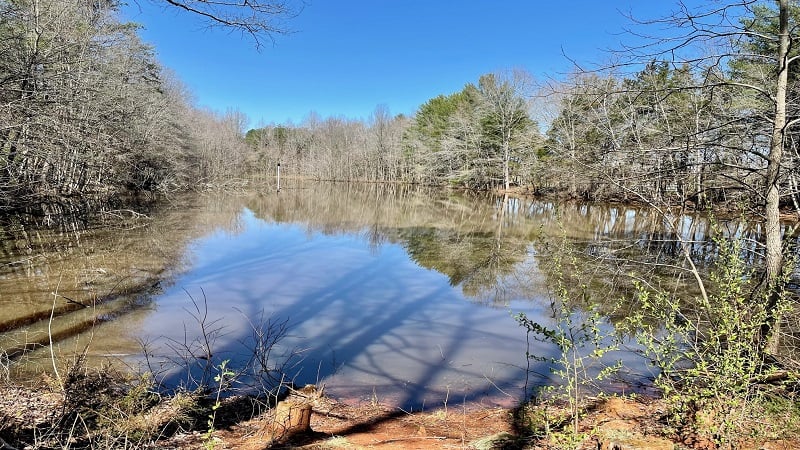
[0,182,782,410]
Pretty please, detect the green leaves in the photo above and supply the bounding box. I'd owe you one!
[204,359,235,450]
[623,231,783,443]
[515,233,621,445]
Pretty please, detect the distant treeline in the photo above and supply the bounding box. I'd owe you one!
[245,71,544,192]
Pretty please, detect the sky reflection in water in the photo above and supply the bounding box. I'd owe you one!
[142,207,550,409]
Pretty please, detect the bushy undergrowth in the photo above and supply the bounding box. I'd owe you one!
[0,359,207,449]
[0,298,294,449]
[621,236,796,444]
[515,236,622,446]
[516,230,800,448]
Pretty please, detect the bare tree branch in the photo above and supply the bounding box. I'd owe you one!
[158,0,304,48]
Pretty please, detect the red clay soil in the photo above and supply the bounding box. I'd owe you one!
[169,395,800,450]
[3,380,799,450]
[219,399,516,450]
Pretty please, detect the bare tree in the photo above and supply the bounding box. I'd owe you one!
[369,104,392,180]
[0,0,194,205]
[158,0,304,47]
[478,69,535,191]
[608,0,794,353]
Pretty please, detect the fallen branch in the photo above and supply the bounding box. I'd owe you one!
[749,370,797,385]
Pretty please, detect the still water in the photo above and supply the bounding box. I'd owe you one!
[0,182,771,409]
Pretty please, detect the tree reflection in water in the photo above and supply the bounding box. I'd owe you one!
[1,182,793,409]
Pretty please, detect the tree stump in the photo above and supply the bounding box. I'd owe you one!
[271,398,312,437]
[259,385,322,445]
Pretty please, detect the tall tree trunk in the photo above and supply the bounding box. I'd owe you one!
[763,0,789,355]
[503,135,510,191]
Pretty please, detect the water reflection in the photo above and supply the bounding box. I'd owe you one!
[139,212,552,408]
[244,186,541,306]
[1,182,792,409]
[131,186,560,408]
[0,194,240,370]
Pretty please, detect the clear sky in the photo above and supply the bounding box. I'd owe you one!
[121,1,706,128]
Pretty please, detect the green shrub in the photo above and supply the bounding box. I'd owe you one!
[622,235,788,444]
[515,237,621,447]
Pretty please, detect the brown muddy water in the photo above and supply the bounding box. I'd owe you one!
[0,182,774,410]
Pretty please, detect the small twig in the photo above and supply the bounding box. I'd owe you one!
[100,209,150,219]
[49,275,63,386]
[483,374,515,399]
[5,255,43,266]
[373,436,447,444]
[53,293,88,308]
[0,436,18,450]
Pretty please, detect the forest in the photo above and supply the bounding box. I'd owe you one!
[246,8,800,216]
[0,0,256,212]
[2,0,797,219]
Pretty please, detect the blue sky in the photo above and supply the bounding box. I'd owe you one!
[121,1,705,128]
